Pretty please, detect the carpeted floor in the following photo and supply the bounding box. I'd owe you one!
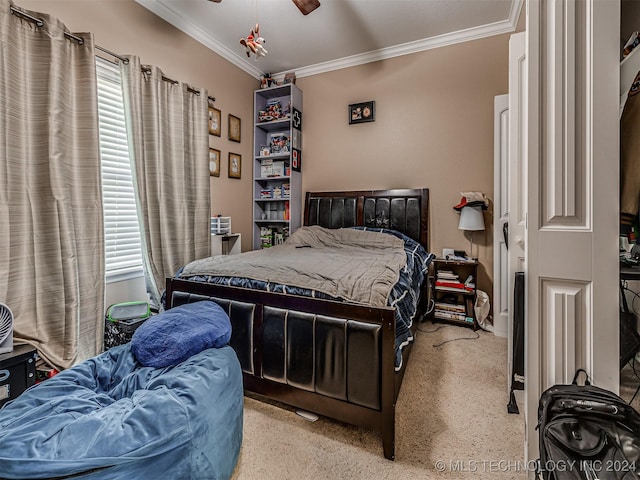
[231,322,526,479]
[621,356,640,411]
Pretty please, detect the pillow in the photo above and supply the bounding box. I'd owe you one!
[131,301,231,368]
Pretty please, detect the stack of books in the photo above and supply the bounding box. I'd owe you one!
[433,270,475,323]
[433,301,468,323]
[434,270,474,293]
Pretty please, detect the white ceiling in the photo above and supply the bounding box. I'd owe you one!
[136,0,523,80]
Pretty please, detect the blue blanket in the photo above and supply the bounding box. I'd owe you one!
[0,343,243,480]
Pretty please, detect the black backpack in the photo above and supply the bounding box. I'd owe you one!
[537,369,640,480]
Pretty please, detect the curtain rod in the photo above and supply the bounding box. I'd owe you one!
[9,6,128,64]
[96,45,129,65]
[9,5,215,102]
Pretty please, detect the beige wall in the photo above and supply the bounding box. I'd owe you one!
[296,34,510,296]
[18,0,510,300]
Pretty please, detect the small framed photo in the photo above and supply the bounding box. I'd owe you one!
[209,148,220,177]
[228,152,241,179]
[228,114,241,143]
[208,107,221,137]
[349,101,375,125]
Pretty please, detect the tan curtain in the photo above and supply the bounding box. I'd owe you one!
[120,56,210,305]
[0,0,104,369]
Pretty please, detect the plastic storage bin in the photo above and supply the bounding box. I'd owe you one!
[103,301,151,350]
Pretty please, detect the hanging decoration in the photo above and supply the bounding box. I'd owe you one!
[240,23,267,59]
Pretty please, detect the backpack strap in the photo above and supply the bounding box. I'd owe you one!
[571,368,591,386]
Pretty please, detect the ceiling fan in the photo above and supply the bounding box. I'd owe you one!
[291,0,320,15]
[208,0,320,16]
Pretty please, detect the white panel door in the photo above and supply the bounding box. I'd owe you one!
[493,93,509,339]
[508,31,527,298]
[493,32,526,346]
[506,32,527,407]
[524,0,620,465]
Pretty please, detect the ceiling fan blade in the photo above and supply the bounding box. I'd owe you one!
[292,0,320,15]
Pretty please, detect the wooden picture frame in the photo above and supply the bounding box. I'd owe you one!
[209,148,220,177]
[228,152,241,179]
[349,101,375,125]
[228,114,241,143]
[208,107,221,137]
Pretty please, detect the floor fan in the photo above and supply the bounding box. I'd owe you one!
[0,302,13,354]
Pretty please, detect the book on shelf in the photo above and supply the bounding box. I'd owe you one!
[434,310,468,322]
[434,301,466,313]
[437,270,459,279]
[434,311,474,324]
[435,280,473,291]
[435,285,474,293]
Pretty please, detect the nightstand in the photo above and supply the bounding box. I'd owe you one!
[430,258,479,330]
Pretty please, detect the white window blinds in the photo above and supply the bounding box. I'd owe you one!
[96,57,143,278]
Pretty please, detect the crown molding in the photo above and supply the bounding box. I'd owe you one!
[281,0,524,79]
[134,0,263,79]
[137,0,523,81]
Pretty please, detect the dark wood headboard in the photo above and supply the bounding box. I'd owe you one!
[304,188,430,251]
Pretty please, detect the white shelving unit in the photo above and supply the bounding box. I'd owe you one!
[252,84,302,249]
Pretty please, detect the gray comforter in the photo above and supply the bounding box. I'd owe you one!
[181,226,407,307]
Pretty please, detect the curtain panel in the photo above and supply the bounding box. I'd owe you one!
[120,56,210,305]
[0,0,104,369]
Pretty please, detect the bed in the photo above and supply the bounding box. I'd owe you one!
[165,188,431,460]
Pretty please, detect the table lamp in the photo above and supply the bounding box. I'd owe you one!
[458,205,485,259]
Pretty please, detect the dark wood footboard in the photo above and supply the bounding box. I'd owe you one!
[166,277,413,460]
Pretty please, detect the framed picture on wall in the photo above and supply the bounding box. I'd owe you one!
[208,107,221,137]
[228,152,241,179]
[209,148,220,177]
[348,101,375,125]
[228,114,241,143]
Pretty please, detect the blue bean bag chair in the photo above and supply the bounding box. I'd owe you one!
[0,301,243,480]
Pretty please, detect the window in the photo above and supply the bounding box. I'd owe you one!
[96,57,143,279]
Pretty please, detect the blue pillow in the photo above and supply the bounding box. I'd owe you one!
[131,301,231,368]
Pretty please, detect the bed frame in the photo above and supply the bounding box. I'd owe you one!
[165,188,430,460]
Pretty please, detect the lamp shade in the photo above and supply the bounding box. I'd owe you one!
[458,206,485,231]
